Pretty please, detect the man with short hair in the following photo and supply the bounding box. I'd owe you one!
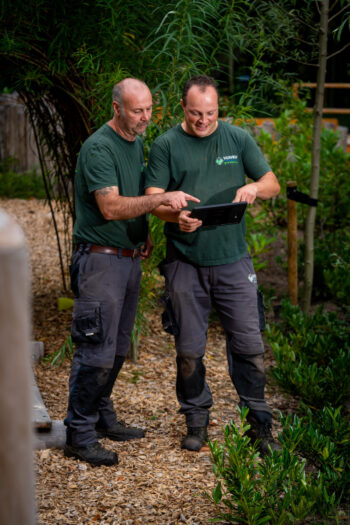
[145,75,281,454]
[64,78,199,466]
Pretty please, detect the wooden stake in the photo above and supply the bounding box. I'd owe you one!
[0,209,35,525]
[287,181,298,305]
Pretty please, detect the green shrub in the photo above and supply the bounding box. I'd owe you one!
[280,408,350,504]
[0,160,46,199]
[266,300,350,407]
[323,233,350,308]
[246,209,276,272]
[209,408,345,524]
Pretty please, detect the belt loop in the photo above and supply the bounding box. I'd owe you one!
[117,248,122,258]
[85,243,91,254]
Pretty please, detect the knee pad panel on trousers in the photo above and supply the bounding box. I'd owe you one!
[176,356,205,400]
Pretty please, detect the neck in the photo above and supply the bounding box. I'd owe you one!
[107,118,136,142]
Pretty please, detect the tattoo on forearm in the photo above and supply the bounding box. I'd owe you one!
[95,187,114,197]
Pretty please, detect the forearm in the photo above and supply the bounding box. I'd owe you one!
[95,186,199,220]
[234,171,280,203]
[151,205,181,223]
[253,172,280,200]
[145,187,181,222]
[103,193,168,220]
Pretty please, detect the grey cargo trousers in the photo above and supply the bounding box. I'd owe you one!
[161,251,272,428]
[65,249,141,447]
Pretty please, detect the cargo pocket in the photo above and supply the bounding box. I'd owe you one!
[160,291,179,336]
[71,300,104,344]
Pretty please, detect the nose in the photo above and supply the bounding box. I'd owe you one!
[141,109,151,121]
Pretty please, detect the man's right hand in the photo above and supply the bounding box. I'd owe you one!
[163,191,200,210]
[178,210,202,232]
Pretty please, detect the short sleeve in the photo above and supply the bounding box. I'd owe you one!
[144,139,171,190]
[82,143,119,193]
[241,131,271,181]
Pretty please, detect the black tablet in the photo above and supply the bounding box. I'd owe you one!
[190,201,247,227]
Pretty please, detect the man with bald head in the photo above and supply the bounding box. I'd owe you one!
[145,75,281,455]
[64,78,198,466]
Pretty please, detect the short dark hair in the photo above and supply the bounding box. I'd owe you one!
[182,75,219,106]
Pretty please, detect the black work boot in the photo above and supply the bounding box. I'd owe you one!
[181,426,208,451]
[96,421,145,441]
[246,414,281,456]
[64,442,119,466]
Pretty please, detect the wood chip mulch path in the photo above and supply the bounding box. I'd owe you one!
[1,198,297,525]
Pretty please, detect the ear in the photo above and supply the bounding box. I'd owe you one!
[180,98,185,111]
[112,101,121,116]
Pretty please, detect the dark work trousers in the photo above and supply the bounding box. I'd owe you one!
[161,252,272,428]
[65,251,141,447]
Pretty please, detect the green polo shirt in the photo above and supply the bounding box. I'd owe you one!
[73,123,148,249]
[145,120,270,266]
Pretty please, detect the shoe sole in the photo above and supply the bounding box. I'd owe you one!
[181,439,207,452]
[96,431,145,442]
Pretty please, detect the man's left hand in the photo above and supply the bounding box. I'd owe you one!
[233,182,259,204]
[140,233,154,259]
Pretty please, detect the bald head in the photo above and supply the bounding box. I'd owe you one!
[112,78,150,108]
[110,78,153,141]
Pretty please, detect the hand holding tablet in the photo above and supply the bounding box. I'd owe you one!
[189,201,247,227]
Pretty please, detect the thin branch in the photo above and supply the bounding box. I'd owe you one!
[289,57,319,67]
[315,0,321,16]
[25,96,67,291]
[329,4,349,23]
[294,36,319,47]
[327,41,350,59]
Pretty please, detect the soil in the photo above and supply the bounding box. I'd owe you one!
[1,198,298,525]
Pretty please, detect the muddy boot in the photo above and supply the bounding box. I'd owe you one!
[181,426,208,451]
[96,420,145,441]
[64,442,119,466]
[246,413,281,457]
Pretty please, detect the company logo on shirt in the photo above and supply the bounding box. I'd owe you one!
[216,155,238,166]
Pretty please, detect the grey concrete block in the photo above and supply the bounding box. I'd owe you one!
[30,341,44,364]
[34,420,66,450]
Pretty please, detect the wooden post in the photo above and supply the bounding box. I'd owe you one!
[287,181,298,305]
[0,209,35,525]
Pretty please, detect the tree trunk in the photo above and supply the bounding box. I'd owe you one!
[302,0,329,314]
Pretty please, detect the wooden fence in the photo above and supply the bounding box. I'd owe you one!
[0,92,40,172]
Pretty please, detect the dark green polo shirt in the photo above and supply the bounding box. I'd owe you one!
[145,120,270,265]
[73,123,148,249]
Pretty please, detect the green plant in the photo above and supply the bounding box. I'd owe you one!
[209,407,343,524]
[129,369,143,384]
[279,408,350,508]
[266,300,350,408]
[0,162,46,199]
[44,335,74,367]
[323,237,350,308]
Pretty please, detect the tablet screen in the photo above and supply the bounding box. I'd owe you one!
[190,202,247,227]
